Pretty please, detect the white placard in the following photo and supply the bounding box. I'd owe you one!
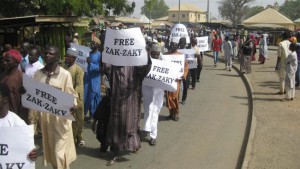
[143,59,181,92]
[0,125,35,169]
[102,27,148,66]
[22,75,75,121]
[70,43,90,72]
[178,49,198,69]
[170,24,190,44]
[196,36,209,52]
[161,54,185,79]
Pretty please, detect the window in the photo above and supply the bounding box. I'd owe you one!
[191,14,193,18]
[198,14,200,19]
[182,14,185,18]
[172,14,176,18]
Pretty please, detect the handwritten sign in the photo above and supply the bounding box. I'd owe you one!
[196,36,209,52]
[69,43,91,72]
[102,27,148,66]
[143,59,181,92]
[161,54,185,79]
[0,125,35,169]
[22,75,75,121]
[170,24,190,44]
[178,49,197,69]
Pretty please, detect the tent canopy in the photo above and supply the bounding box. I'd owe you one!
[243,8,294,30]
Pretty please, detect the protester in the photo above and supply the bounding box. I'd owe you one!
[92,95,111,155]
[65,48,85,147]
[223,36,233,71]
[178,37,189,105]
[20,42,43,73]
[295,43,300,87]
[105,48,151,166]
[282,43,298,101]
[250,34,257,61]
[190,37,201,89]
[0,82,37,161]
[165,41,188,121]
[73,33,79,44]
[25,46,44,78]
[25,46,44,135]
[240,35,253,74]
[212,34,222,67]
[276,31,291,95]
[142,45,164,146]
[0,49,29,123]
[33,45,77,169]
[258,34,268,64]
[84,41,102,121]
[20,42,31,72]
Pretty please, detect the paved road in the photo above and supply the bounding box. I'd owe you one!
[36,56,249,169]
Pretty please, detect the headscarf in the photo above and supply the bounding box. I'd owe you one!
[5,49,22,63]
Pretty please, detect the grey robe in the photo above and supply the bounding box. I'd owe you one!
[106,62,151,152]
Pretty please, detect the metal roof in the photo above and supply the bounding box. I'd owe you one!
[168,3,205,13]
[243,8,294,25]
[0,15,80,28]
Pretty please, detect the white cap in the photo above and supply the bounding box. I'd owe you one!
[74,33,78,36]
[67,47,77,56]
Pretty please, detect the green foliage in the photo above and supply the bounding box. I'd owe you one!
[243,6,265,20]
[279,0,300,21]
[218,0,255,27]
[141,0,169,19]
[0,0,135,17]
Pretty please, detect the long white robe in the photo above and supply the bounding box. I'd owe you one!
[285,51,298,99]
[278,40,291,78]
[142,85,164,139]
[34,66,77,169]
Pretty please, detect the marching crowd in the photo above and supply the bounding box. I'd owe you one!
[0,22,299,169]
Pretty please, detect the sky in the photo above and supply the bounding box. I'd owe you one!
[128,0,286,19]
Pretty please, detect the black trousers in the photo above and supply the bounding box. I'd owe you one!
[182,71,190,101]
[196,65,202,81]
[190,68,197,88]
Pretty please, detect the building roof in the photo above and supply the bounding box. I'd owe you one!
[155,16,168,21]
[294,18,300,23]
[0,15,79,28]
[115,17,143,24]
[243,8,294,25]
[168,3,204,13]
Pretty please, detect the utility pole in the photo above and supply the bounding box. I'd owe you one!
[207,0,210,22]
[178,0,181,23]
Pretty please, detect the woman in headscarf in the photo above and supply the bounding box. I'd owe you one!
[250,34,257,61]
[258,34,268,64]
[240,35,253,74]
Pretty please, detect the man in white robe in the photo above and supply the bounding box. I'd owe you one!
[223,36,233,71]
[142,45,164,146]
[277,31,291,95]
[282,43,298,101]
[34,46,77,169]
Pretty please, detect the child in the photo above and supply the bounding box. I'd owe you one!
[92,96,111,155]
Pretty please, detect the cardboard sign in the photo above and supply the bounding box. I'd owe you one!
[196,36,209,52]
[102,27,148,66]
[170,24,190,44]
[22,75,75,121]
[178,49,198,69]
[143,59,181,92]
[69,43,91,72]
[0,125,35,169]
[161,54,185,79]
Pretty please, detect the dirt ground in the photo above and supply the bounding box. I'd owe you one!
[242,49,300,169]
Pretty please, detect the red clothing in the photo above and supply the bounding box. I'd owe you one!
[212,38,222,51]
[0,68,29,123]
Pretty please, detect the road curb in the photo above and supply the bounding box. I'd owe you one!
[204,53,255,169]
